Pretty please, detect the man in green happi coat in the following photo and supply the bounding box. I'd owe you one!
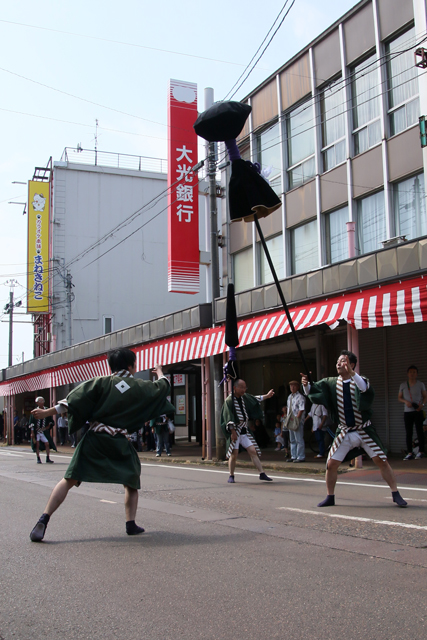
[221,378,275,483]
[301,350,407,508]
[29,348,174,542]
[28,396,57,464]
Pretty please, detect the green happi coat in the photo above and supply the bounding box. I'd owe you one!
[220,393,263,454]
[28,414,57,454]
[307,376,387,461]
[63,373,174,489]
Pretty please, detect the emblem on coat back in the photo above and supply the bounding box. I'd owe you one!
[115,380,131,394]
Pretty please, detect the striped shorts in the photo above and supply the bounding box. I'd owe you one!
[330,430,382,461]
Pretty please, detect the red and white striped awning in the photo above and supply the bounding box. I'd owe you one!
[1,275,426,396]
[135,274,427,368]
[0,356,109,397]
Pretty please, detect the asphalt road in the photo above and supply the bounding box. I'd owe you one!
[1,447,426,640]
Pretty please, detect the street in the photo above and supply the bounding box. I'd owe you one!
[1,447,426,640]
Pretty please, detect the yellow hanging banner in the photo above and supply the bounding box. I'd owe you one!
[27,181,50,313]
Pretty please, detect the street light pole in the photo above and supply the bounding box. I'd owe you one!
[204,88,225,461]
[5,279,19,367]
[8,288,13,367]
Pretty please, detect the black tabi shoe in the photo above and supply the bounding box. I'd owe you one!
[317,495,335,507]
[259,472,273,481]
[30,514,50,542]
[126,520,145,535]
[392,491,408,508]
[37,457,42,464]
[45,458,54,464]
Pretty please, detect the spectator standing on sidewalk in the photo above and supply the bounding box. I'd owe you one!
[398,366,426,460]
[286,381,306,463]
[151,414,171,457]
[57,413,69,446]
[305,403,328,458]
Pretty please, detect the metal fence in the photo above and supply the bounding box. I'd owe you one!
[61,147,167,174]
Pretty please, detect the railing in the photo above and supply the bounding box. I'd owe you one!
[61,147,167,174]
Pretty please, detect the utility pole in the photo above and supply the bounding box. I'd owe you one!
[8,288,13,367]
[4,279,20,367]
[204,88,226,460]
[65,271,73,347]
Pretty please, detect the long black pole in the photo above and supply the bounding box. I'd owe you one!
[253,213,312,383]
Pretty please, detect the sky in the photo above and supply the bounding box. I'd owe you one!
[0,0,360,368]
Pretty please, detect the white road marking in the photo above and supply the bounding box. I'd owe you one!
[385,496,427,503]
[277,507,427,531]
[140,463,427,492]
[4,449,73,460]
[100,499,117,504]
[5,450,427,493]
[0,451,23,457]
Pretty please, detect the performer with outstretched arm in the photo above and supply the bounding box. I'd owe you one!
[29,348,174,542]
[221,378,275,483]
[301,350,407,508]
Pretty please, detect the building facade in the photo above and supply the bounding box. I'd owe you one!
[2,0,427,458]
[40,147,210,353]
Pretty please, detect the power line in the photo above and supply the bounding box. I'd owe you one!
[0,18,264,70]
[228,0,297,100]
[0,170,208,317]
[224,0,295,101]
[0,108,168,143]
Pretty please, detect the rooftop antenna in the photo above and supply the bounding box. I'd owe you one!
[94,118,99,165]
[77,142,82,152]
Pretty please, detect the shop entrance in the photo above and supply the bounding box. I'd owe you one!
[166,362,202,444]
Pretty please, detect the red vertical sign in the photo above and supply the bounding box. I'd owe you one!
[168,79,199,293]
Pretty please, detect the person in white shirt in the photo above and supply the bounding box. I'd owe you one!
[305,403,328,458]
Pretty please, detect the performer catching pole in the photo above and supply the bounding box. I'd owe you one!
[29,348,174,542]
[29,396,57,464]
[301,351,407,508]
[221,378,275,483]
[194,101,312,381]
[219,283,274,482]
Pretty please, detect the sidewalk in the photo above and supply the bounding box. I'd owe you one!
[6,440,426,485]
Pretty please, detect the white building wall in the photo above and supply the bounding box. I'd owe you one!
[52,161,208,350]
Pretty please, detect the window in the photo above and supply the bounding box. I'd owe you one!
[321,79,346,172]
[256,122,282,195]
[325,206,349,264]
[386,28,419,136]
[233,246,254,292]
[286,100,315,189]
[394,173,426,240]
[291,220,318,275]
[238,140,251,161]
[258,234,284,284]
[351,54,381,155]
[357,192,386,254]
[103,316,113,334]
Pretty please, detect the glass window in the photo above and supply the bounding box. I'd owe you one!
[238,140,251,161]
[103,316,113,334]
[258,234,284,284]
[357,191,386,254]
[257,121,281,177]
[291,219,318,275]
[325,207,349,264]
[351,54,381,155]
[233,246,254,292]
[394,173,426,239]
[386,27,419,136]
[321,79,346,172]
[286,100,315,189]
